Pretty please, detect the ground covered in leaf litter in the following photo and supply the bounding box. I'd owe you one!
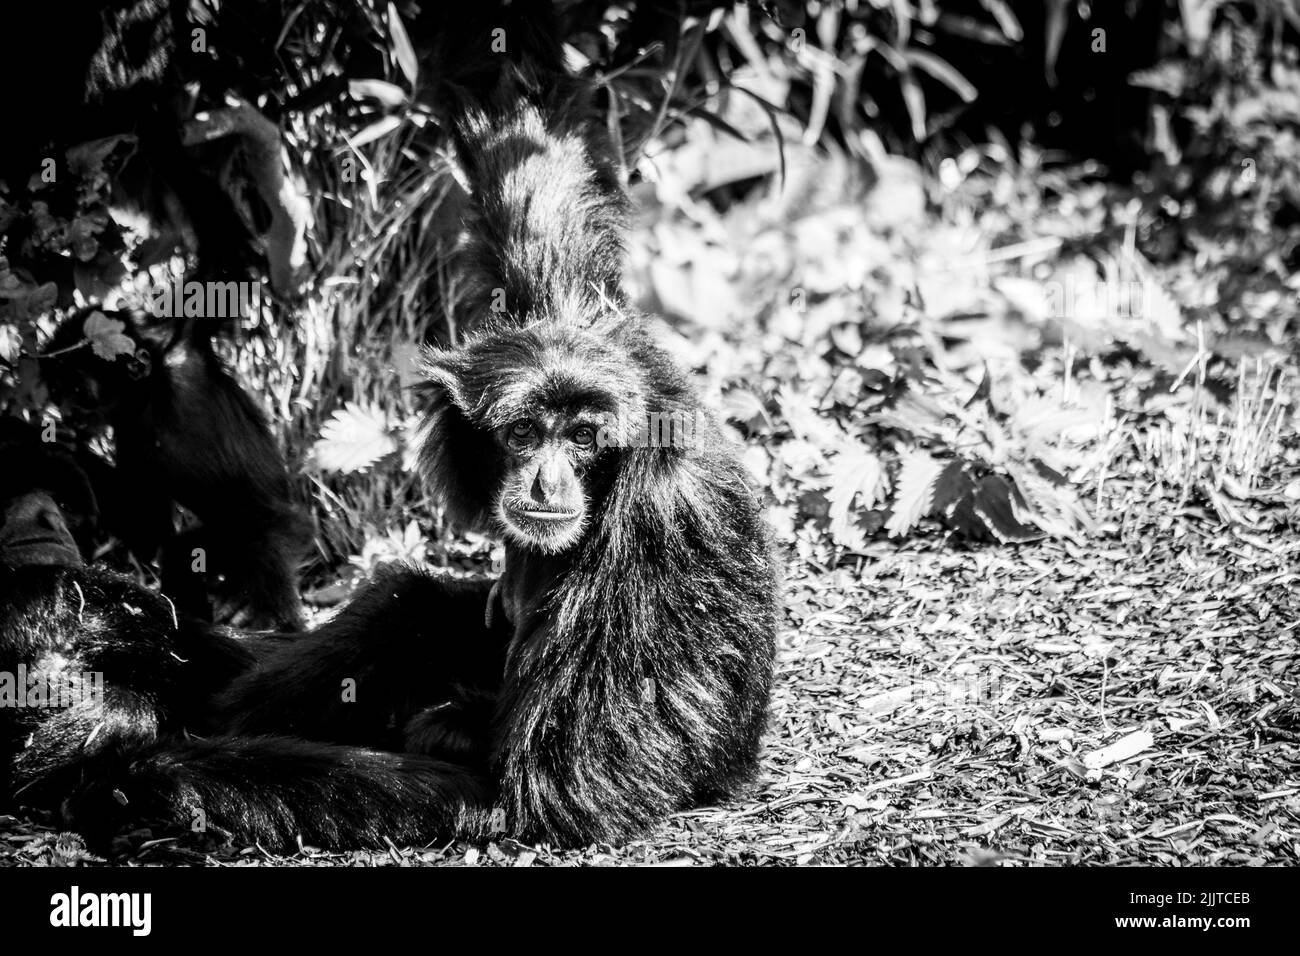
[5,149,1300,866]
[5,482,1297,868]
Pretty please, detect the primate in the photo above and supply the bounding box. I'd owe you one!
[421,317,778,843]
[0,426,253,806]
[0,425,492,846]
[57,317,778,850]
[43,15,778,851]
[43,308,310,631]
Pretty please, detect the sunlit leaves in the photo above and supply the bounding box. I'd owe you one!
[386,3,418,88]
[82,311,135,361]
[314,402,398,474]
[885,450,945,538]
[825,443,888,548]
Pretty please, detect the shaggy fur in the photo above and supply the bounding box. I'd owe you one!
[41,5,779,850]
[0,439,492,847]
[2,563,494,848]
[419,319,780,844]
[451,88,628,331]
[45,309,310,630]
[55,136,778,855]
[0,436,258,812]
[0,564,251,805]
[183,317,779,849]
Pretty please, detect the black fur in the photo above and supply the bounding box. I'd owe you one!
[60,187,777,854]
[419,318,780,844]
[0,564,254,806]
[44,308,310,630]
[0,437,487,847]
[450,85,628,330]
[0,434,255,808]
[161,310,779,849]
[43,11,779,851]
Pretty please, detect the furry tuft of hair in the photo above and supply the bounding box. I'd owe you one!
[448,73,628,331]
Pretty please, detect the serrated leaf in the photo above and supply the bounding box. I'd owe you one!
[82,311,135,361]
[1004,460,1094,540]
[776,386,839,448]
[870,385,951,440]
[1011,393,1105,445]
[315,403,397,474]
[723,389,771,430]
[932,461,1040,542]
[930,459,973,514]
[886,450,945,537]
[825,444,887,549]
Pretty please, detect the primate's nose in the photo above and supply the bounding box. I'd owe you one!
[1,494,66,541]
[36,502,62,531]
[531,455,562,504]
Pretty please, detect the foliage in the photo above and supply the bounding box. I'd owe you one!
[1,0,1297,576]
[1132,1,1300,277]
[2,0,1299,869]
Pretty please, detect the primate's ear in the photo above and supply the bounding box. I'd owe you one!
[415,348,472,413]
[415,347,499,530]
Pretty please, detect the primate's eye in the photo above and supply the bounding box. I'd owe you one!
[510,420,535,441]
[571,426,596,448]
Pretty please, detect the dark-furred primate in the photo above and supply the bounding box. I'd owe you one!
[49,19,779,852]
[43,309,310,631]
[58,313,777,849]
[0,426,486,843]
[0,425,252,808]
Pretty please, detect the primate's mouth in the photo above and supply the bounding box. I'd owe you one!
[1,540,83,567]
[518,510,580,521]
[499,503,588,555]
[3,537,69,550]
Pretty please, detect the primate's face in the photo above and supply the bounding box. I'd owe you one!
[421,322,648,551]
[494,406,603,553]
[0,490,85,568]
[0,448,97,569]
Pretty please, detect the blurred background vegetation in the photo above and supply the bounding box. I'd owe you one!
[1,0,1297,600]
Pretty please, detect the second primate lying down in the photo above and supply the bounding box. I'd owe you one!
[64,317,778,849]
